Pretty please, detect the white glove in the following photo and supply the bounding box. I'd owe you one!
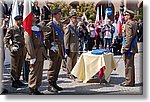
[50,46,58,53]
[30,58,36,65]
[32,26,40,31]
[12,46,18,52]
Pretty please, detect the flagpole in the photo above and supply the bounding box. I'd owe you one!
[100,5,103,24]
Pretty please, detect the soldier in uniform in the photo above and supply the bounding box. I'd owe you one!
[64,11,79,78]
[44,8,64,93]
[4,15,26,88]
[24,18,47,95]
[120,9,138,87]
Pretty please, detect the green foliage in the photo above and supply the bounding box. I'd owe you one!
[48,1,70,18]
[76,2,96,21]
[139,7,143,16]
[134,15,142,21]
[47,1,96,21]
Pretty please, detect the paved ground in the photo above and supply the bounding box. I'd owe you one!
[1,42,143,95]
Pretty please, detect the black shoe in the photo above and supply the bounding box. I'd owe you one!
[1,88,8,94]
[34,89,44,95]
[53,83,63,91]
[12,81,23,88]
[120,82,135,87]
[16,80,26,86]
[48,85,58,93]
[29,88,44,95]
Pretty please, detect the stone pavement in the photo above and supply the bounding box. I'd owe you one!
[1,42,143,95]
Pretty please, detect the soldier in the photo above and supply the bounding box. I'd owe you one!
[64,11,79,78]
[44,8,64,93]
[24,18,47,95]
[4,15,26,88]
[120,9,138,87]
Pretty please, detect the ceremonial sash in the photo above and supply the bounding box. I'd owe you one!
[51,21,63,40]
[122,35,137,56]
[69,25,79,37]
[51,21,65,57]
[33,31,44,42]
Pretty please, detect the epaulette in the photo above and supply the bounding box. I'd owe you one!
[64,24,70,30]
[66,24,71,28]
[46,21,53,26]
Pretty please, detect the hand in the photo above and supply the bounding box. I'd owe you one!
[50,45,58,53]
[66,49,70,56]
[11,44,19,52]
[11,46,18,52]
[30,58,36,65]
[121,46,127,54]
[32,26,40,31]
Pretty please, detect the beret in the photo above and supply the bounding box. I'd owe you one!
[69,9,77,18]
[124,9,135,15]
[14,15,23,20]
[52,8,61,15]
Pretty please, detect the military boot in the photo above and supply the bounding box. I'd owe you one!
[12,80,25,88]
[29,88,44,95]
[34,89,44,95]
[29,88,35,95]
[53,81,63,91]
[48,82,58,93]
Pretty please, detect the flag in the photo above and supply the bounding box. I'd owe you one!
[82,12,88,23]
[117,14,123,35]
[23,0,33,36]
[104,9,108,24]
[95,6,99,23]
[100,5,103,23]
[9,0,19,27]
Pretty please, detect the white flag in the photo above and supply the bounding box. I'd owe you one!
[9,0,19,27]
[95,6,99,22]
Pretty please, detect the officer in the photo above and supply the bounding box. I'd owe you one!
[120,9,138,87]
[24,18,47,95]
[44,8,64,93]
[4,15,26,88]
[64,11,79,78]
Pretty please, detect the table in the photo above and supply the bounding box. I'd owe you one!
[71,52,117,83]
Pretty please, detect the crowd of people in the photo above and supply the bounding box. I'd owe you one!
[0,0,143,95]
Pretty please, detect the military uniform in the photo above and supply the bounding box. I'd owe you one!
[4,18,26,88]
[121,10,138,87]
[44,8,64,92]
[64,20,79,75]
[24,22,47,94]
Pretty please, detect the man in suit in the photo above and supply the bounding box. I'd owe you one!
[4,15,26,88]
[41,1,51,23]
[44,8,64,93]
[0,0,8,18]
[120,9,138,87]
[64,11,79,78]
[32,1,41,19]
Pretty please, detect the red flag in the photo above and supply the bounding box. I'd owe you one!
[23,0,33,36]
[117,14,122,35]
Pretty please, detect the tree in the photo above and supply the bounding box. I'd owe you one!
[47,1,96,21]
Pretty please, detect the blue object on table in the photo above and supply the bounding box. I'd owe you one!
[91,49,109,55]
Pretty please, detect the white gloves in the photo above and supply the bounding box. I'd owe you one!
[50,45,58,53]
[30,58,36,65]
[11,44,19,52]
[32,26,40,31]
[12,46,18,52]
